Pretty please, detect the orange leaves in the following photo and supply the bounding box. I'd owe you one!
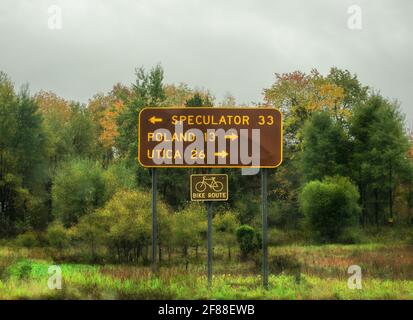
[87,83,132,151]
[99,100,124,149]
[34,90,71,122]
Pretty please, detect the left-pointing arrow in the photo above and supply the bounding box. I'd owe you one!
[149,116,163,124]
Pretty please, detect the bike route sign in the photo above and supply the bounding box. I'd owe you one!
[190,174,228,201]
[138,107,283,168]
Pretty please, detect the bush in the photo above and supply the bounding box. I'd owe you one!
[268,201,302,230]
[269,254,302,282]
[9,260,32,280]
[267,229,308,246]
[15,231,40,248]
[0,255,16,281]
[213,211,239,260]
[73,213,107,262]
[236,225,261,260]
[299,176,361,242]
[75,190,171,264]
[46,223,70,249]
[52,159,107,227]
[337,227,366,244]
[173,203,206,264]
[103,161,137,196]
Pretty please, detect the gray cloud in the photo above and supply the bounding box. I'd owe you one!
[0,0,412,123]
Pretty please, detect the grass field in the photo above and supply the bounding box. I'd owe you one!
[1,241,413,300]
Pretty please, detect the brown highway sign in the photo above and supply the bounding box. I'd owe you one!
[138,107,282,168]
[190,174,228,201]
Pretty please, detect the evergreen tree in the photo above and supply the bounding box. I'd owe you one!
[0,73,48,235]
[301,112,351,182]
[350,95,411,225]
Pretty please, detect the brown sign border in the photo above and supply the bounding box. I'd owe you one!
[190,174,229,202]
[138,107,283,168]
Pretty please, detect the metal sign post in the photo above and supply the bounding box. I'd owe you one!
[151,168,158,275]
[207,201,213,288]
[261,168,269,289]
[189,173,228,288]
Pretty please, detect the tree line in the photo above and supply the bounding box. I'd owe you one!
[1,65,412,263]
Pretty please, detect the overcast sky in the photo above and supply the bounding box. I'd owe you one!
[0,0,412,123]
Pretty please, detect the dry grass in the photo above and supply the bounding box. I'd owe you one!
[1,243,413,299]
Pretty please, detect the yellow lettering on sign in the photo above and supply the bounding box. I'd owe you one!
[170,115,250,126]
[148,132,196,142]
[147,149,183,159]
[258,115,274,126]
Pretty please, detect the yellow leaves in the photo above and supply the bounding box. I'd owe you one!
[163,83,193,107]
[265,70,353,131]
[307,83,347,119]
[34,90,71,122]
[99,100,124,149]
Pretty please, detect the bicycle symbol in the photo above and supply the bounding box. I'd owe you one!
[195,176,224,193]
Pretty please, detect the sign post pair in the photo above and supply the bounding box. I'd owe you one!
[138,107,283,289]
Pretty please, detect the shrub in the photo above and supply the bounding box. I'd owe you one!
[269,254,302,283]
[173,203,206,264]
[236,225,261,260]
[73,213,106,262]
[9,260,32,280]
[46,223,70,249]
[0,255,16,281]
[103,161,137,196]
[268,201,302,230]
[299,176,361,242]
[77,190,171,264]
[52,158,107,227]
[269,255,302,275]
[15,231,40,248]
[337,227,366,244]
[214,211,239,260]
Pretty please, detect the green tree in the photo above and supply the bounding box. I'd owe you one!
[350,95,411,225]
[327,67,368,122]
[173,203,206,266]
[0,73,48,235]
[185,92,214,107]
[65,103,100,159]
[35,91,73,167]
[103,160,137,195]
[52,159,107,227]
[214,211,239,260]
[46,222,70,250]
[300,176,360,242]
[236,225,261,260]
[73,212,106,261]
[94,190,170,263]
[162,83,193,106]
[301,112,351,182]
[116,64,166,162]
